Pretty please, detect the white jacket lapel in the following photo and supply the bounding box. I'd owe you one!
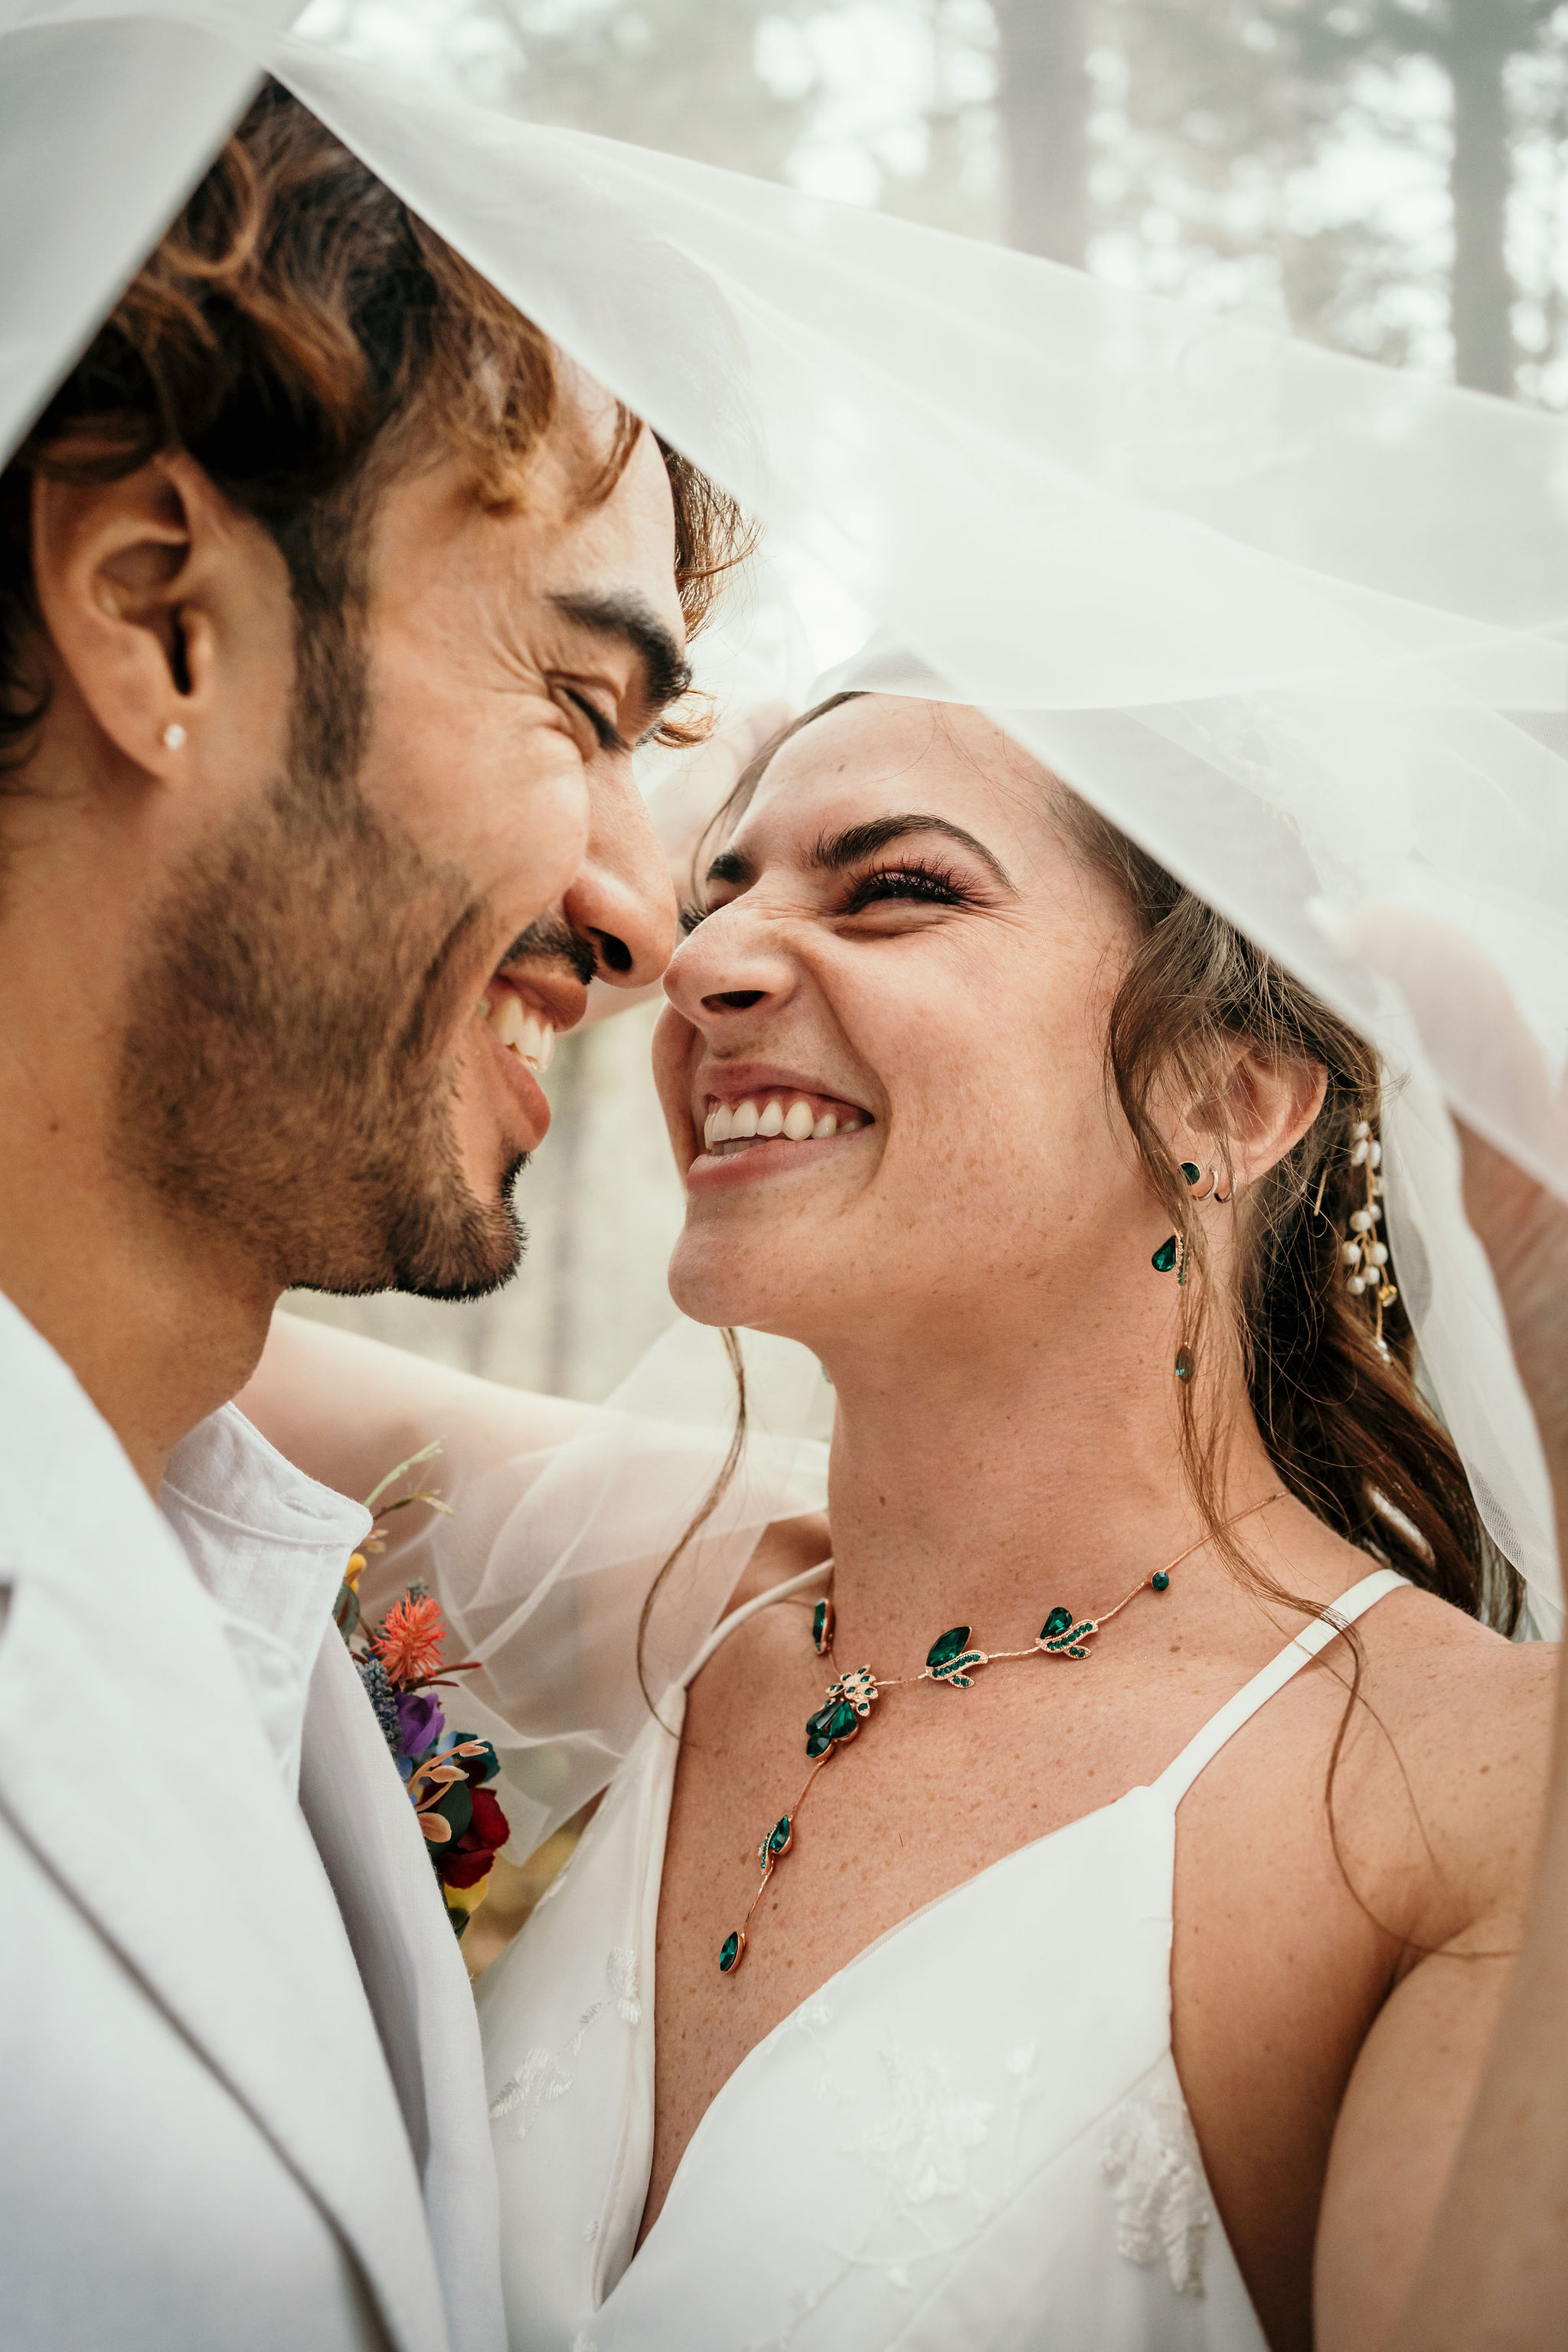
[0,1297,449,2352]
[302,1628,506,2352]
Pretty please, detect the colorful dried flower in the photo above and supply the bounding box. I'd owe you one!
[355,1655,401,1756]
[371,1587,447,1687]
[337,1462,510,1939]
[396,1689,446,1758]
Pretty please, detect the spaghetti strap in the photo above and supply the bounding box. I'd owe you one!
[1152,1566,1410,1806]
[678,1560,832,1690]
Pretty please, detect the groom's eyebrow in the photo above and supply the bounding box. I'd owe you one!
[549,590,693,736]
[809,814,1014,888]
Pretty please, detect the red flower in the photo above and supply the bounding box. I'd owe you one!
[469,1786,509,1850]
[434,1786,511,1889]
[372,1589,447,1687]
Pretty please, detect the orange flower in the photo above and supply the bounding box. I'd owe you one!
[371,1589,447,1687]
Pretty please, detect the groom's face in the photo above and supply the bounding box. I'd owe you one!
[115,420,684,1298]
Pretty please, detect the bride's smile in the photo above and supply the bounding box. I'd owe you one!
[655,693,1165,1362]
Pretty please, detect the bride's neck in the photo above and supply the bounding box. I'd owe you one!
[818,1292,1280,1661]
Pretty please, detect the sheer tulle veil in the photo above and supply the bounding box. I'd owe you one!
[5,2,1564,1684]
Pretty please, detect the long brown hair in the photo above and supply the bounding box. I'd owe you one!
[638,694,1519,1714]
[1,81,750,769]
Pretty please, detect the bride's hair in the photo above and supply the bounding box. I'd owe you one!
[0,80,745,769]
[658,694,1520,1643]
[1061,792,1519,1631]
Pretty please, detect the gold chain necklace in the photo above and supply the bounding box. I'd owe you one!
[717,1494,1283,1975]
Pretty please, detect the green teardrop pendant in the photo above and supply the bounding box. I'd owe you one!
[719,1929,744,1973]
[926,1625,973,1671]
[1152,1235,1179,1274]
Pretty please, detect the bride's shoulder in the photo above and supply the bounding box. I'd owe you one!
[1342,1580,1556,1935]
[1355,1575,1555,1740]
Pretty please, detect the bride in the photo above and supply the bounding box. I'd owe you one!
[250,689,1551,2351]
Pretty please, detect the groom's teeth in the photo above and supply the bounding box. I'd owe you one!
[709,1103,733,1144]
[812,1112,838,1139]
[730,1099,760,1138]
[782,1100,815,1142]
[485,992,556,1074]
[756,1100,785,1138]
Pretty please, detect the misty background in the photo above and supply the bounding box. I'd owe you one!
[287,0,1568,1404]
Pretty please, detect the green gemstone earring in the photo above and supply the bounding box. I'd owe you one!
[1152,1235,1179,1274]
[1174,1345,1195,1381]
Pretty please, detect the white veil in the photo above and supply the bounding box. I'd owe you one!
[4,1,1564,1641]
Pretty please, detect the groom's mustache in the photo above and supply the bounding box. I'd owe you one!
[497,914,599,989]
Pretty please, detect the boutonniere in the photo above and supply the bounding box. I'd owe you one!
[332,1444,511,1940]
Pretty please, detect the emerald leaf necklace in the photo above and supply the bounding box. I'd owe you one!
[717,1494,1282,1975]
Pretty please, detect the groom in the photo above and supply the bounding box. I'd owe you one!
[0,83,730,2352]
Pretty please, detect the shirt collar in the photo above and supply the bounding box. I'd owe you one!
[162,1404,372,1793]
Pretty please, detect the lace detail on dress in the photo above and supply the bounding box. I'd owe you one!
[842,2044,996,2206]
[1101,2077,1211,2296]
[487,1948,641,2135]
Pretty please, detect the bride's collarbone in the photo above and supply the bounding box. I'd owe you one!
[658,1579,1540,2091]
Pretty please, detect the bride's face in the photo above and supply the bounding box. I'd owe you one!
[655,696,1159,1357]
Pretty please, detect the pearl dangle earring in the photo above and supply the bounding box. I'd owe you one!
[1331,1120,1397,1358]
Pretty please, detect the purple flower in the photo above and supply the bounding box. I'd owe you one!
[396,1688,446,1759]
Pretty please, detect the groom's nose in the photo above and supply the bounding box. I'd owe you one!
[562,763,678,988]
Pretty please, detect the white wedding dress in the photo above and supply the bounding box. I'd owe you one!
[477,1561,1407,2350]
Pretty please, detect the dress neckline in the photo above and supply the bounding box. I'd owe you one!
[622,1564,1408,2294]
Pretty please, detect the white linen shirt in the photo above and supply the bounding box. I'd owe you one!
[162,1401,370,1792]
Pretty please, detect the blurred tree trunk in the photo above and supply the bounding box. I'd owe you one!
[1446,5,1516,394]
[994,0,1090,263]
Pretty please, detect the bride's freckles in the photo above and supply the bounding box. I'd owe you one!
[653,694,1143,1362]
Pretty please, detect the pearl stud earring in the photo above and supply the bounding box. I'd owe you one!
[162,722,186,750]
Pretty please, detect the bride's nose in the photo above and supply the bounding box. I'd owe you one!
[662,908,799,1027]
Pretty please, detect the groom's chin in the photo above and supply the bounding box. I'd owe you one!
[390,1156,531,1302]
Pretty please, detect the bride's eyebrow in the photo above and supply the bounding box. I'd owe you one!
[809,814,1014,888]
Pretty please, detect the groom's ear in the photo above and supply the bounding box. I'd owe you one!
[31,450,293,786]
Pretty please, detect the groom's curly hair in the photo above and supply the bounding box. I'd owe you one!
[0,79,748,769]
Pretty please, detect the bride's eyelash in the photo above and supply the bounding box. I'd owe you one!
[680,861,972,934]
[841,859,971,914]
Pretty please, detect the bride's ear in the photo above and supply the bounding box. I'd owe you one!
[1197,1039,1327,1186]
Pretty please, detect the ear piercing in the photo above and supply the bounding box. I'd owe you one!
[1154,1155,1236,1282]
[1178,1161,1236,1204]
[162,722,187,749]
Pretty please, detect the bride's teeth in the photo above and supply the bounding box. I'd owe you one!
[782,1099,815,1142]
[840,1114,864,1132]
[731,1099,760,1138]
[479,994,492,1018]
[756,1099,786,1138]
[709,1102,733,1145]
[812,1112,838,1140]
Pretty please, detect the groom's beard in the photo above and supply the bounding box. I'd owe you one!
[115,689,528,1305]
